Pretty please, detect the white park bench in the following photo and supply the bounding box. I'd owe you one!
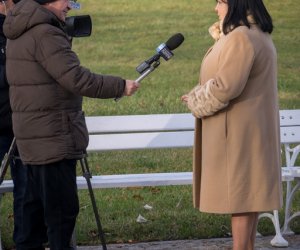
[0,110,299,249]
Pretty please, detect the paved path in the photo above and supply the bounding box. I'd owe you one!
[77,234,300,249]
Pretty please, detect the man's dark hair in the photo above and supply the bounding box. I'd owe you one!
[222,0,273,34]
[12,0,22,3]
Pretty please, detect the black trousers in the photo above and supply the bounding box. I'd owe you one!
[17,159,79,250]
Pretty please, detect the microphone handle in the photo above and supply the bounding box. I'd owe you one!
[115,61,160,102]
[135,66,156,82]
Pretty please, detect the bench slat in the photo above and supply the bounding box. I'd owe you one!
[85,113,194,134]
[86,110,300,135]
[77,172,193,189]
[87,131,194,152]
[279,110,300,127]
[87,127,300,151]
[2,167,296,193]
[280,126,300,144]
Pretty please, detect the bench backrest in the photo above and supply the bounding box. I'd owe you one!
[86,113,195,151]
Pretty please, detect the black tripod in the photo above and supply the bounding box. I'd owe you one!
[0,137,16,185]
[79,156,107,250]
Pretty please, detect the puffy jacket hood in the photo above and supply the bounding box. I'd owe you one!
[4,0,62,40]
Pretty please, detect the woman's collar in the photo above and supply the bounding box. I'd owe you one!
[208,15,256,42]
[208,20,224,42]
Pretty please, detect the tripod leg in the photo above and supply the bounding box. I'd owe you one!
[79,157,107,250]
[0,194,3,250]
[70,230,77,250]
[0,137,17,185]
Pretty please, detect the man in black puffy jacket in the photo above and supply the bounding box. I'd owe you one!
[0,0,28,248]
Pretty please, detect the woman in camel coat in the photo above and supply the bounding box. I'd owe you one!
[182,0,282,249]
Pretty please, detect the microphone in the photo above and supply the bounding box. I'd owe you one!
[156,33,185,61]
[115,33,184,101]
[136,33,184,74]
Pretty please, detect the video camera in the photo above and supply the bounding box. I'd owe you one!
[65,15,92,38]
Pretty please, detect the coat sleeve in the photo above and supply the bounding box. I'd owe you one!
[187,79,228,118]
[36,27,125,99]
[187,30,255,118]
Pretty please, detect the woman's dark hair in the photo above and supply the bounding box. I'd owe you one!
[222,0,273,34]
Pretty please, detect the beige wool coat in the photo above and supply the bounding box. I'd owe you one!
[187,23,283,213]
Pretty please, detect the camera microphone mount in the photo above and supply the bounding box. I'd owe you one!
[135,55,161,82]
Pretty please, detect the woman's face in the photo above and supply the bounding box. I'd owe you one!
[215,0,228,21]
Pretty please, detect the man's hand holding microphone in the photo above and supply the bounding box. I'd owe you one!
[123,80,140,96]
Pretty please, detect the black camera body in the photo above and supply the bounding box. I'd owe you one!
[65,15,92,38]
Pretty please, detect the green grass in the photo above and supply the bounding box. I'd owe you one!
[1,0,300,248]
